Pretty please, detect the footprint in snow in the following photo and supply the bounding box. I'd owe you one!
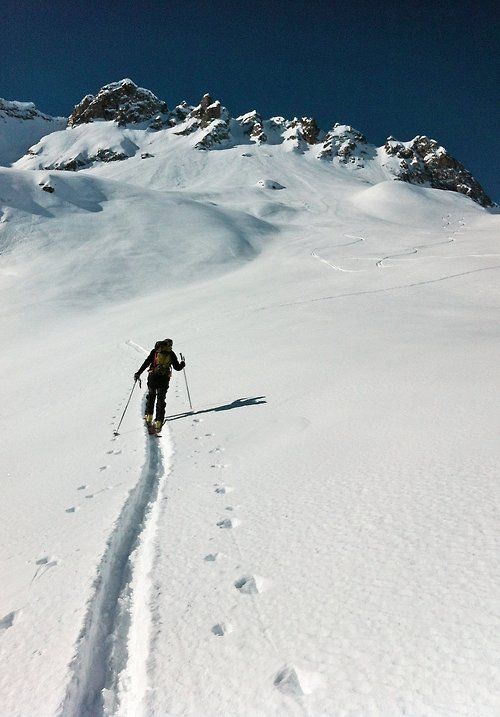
[0,609,22,633]
[217,518,240,529]
[77,485,87,491]
[99,466,108,472]
[234,575,266,594]
[204,552,224,562]
[215,485,234,495]
[211,622,234,637]
[274,664,322,696]
[31,557,59,583]
[211,464,229,469]
[209,446,224,454]
[65,506,79,514]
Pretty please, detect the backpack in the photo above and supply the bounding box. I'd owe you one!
[151,339,173,376]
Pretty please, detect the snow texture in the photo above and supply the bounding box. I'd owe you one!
[0,93,499,717]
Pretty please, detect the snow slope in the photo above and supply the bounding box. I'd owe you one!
[1,116,499,717]
[0,99,66,166]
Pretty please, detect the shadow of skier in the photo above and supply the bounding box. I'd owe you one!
[166,396,266,421]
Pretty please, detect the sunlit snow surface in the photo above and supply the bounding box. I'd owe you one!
[0,122,499,717]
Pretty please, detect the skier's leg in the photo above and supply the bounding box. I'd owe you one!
[145,375,156,417]
[155,381,169,423]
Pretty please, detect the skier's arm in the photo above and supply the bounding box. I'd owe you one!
[170,351,185,371]
[134,350,154,379]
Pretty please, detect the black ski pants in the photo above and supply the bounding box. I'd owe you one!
[146,373,170,422]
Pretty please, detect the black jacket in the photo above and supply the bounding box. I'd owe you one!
[136,349,184,377]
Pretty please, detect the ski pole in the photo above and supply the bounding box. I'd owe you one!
[179,353,193,411]
[114,377,141,436]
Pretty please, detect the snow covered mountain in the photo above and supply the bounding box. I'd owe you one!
[0,97,66,167]
[0,79,499,717]
[14,78,493,207]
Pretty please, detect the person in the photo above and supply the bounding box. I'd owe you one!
[134,339,185,431]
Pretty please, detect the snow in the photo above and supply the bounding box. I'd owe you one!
[0,110,499,717]
[0,99,66,167]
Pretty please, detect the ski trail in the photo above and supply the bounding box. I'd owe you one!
[60,429,167,717]
[376,216,463,268]
[376,247,418,267]
[311,234,366,273]
[269,264,500,309]
[125,340,147,355]
[114,434,172,717]
[311,250,365,273]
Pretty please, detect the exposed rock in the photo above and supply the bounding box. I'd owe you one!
[167,101,191,127]
[68,79,168,127]
[237,111,267,144]
[256,179,285,190]
[141,152,154,159]
[189,93,222,127]
[319,124,369,167]
[94,148,129,162]
[384,137,413,158]
[290,117,320,145]
[386,135,493,207]
[42,147,130,172]
[40,183,54,193]
[194,119,230,150]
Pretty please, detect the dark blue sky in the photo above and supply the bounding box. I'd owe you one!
[2,0,499,201]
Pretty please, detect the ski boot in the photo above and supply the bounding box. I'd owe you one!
[153,419,162,435]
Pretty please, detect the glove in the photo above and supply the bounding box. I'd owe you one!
[134,372,140,382]
[180,361,185,370]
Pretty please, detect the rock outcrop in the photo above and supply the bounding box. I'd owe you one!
[318,124,370,167]
[237,111,267,144]
[383,135,493,207]
[68,79,168,127]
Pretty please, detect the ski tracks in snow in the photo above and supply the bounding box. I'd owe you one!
[60,397,170,717]
[312,233,366,273]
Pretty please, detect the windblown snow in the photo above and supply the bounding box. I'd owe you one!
[0,93,499,717]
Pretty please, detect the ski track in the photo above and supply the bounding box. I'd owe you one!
[376,217,463,268]
[60,416,168,717]
[125,340,148,355]
[311,233,366,273]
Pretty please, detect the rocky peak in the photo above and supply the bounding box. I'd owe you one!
[190,93,227,128]
[383,134,493,207]
[68,79,168,127]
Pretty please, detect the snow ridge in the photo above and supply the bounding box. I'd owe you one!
[60,429,168,717]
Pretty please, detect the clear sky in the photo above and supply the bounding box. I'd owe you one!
[2,0,499,201]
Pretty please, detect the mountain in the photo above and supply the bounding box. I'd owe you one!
[0,79,499,717]
[13,78,493,207]
[0,97,66,166]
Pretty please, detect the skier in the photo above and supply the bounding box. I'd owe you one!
[134,339,185,433]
